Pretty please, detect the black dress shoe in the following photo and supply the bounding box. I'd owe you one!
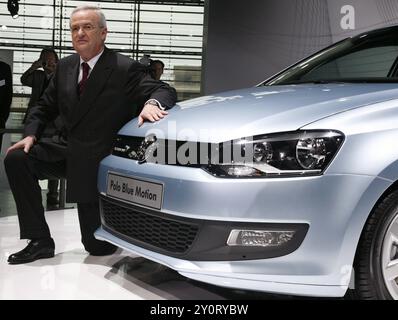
[8,238,55,265]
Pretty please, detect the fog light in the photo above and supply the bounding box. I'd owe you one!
[227,230,295,247]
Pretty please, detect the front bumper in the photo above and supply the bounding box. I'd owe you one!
[95,227,346,297]
[96,155,392,297]
[99,195,309,261]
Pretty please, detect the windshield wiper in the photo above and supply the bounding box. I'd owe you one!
[270,78,398,85]
[269,80,347,85]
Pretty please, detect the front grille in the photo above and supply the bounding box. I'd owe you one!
[112,135,212,166]
[100,197,199,254]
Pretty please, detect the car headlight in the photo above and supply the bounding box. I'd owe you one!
[203,130,344,178]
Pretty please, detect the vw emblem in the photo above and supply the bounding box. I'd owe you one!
[137,134,158,164]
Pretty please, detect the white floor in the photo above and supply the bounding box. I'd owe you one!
[0,209,270,300]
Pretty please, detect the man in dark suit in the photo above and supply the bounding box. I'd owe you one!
[0,60,12,152]
[4,5,177,264]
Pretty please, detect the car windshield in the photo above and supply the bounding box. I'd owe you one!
[265,27,398,85]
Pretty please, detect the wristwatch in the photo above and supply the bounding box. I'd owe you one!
[145,99,164,110]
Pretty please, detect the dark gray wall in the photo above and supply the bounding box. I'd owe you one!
[202,0,398,95]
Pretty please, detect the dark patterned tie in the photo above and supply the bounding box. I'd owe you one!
[78,62,90,96]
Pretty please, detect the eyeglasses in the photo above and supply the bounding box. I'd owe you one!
[70,24,99,34]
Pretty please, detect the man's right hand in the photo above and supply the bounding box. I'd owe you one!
[32,60,43,69]
[6,136,36,155]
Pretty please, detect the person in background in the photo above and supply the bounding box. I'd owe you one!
[21,48,61,207]
[21,49,58,123]
[0,60,12,152]
[150,59,164,81]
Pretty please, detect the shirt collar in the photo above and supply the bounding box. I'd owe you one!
[79,49,104,70]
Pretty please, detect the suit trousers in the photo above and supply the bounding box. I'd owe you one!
[4,149,115,254]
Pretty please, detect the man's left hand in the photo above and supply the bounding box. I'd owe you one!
[138,103,168,127]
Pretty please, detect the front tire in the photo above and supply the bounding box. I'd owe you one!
[353,190,398,299]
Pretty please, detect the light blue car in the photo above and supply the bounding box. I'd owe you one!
[95,26,398,299]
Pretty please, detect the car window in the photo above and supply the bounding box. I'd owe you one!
[300,46,398,80]
[266,29,398,85]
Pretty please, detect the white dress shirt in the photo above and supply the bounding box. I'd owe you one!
[78,49,104,83]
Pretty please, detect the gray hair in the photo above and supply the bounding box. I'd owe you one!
[70,5,107,28]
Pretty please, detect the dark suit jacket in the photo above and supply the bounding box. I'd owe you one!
[24,47,177,202]
[21,69,64,144]
[21,69,52,123]
[0,61,12,129]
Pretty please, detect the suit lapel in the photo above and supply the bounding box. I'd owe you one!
[69,48,114,130]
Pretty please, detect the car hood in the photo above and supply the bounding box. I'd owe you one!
[120,83,398,142]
